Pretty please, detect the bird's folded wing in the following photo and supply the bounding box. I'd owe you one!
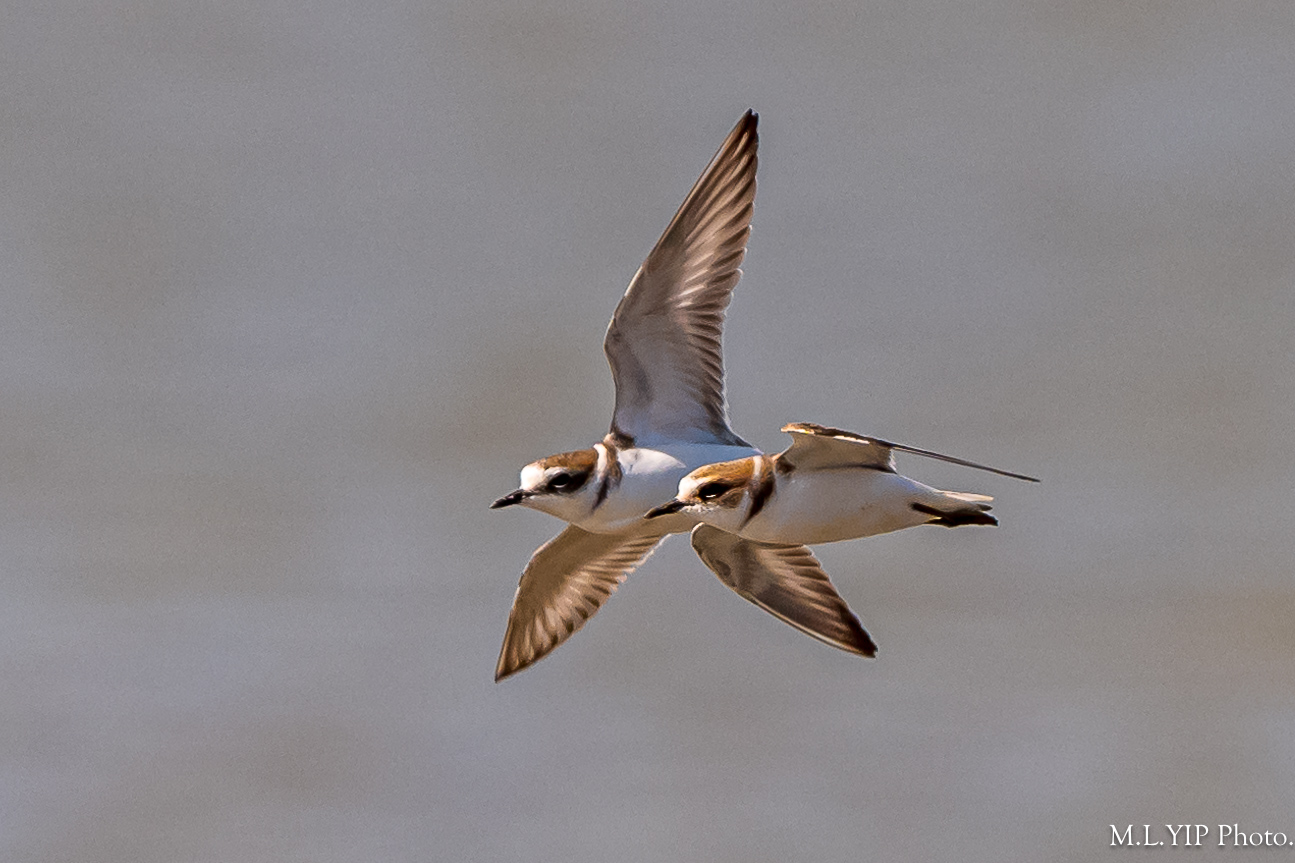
[496,526,667,680]
[690,524,876,657]
[604,111,758,447]
[779,422,1040,482]
[779,422,896,471]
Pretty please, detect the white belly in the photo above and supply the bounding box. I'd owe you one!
[740,468,937,545]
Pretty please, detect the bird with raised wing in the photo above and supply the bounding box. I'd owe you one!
[491,114,872,680]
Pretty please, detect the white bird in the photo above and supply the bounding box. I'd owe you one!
[491,113,873,680]
[648,421,1038,546]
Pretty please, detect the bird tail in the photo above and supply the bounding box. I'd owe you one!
[912,491,998,528]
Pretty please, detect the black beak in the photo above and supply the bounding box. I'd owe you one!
[491,490,531,509]
[645,499,687,519]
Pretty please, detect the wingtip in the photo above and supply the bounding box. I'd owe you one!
[729,109,758,142]
[495,629,548,682]
[846,619,878,658]
[494,627,529,682]
[494,655,523,683]
[813,624,877,659]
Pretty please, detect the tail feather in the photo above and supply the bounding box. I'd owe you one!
[912,493,998,528]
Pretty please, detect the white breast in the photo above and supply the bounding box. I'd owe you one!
[578,442,759,535]
[741,468,937,545]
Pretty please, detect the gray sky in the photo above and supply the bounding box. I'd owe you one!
[4,1,1294,860]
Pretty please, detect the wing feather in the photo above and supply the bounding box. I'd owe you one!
[779,422,895,471]
[604,111,758,446]
[691,524,876,657]
[779,422,1040,482]
[495,526,667,681]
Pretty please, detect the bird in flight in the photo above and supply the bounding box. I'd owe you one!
[491,113,873,680]
[647,421,1039,653]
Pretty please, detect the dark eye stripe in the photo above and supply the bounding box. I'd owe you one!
[547,472,589,493]
[698,482,730,501]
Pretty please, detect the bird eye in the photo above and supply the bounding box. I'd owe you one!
[545,471,587,493]
[697,482,729,501]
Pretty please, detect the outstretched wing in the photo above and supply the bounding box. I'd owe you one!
[604,111,758,447]
[496,526,667,681]
[690,524,876,657]
[779,422,1040,482]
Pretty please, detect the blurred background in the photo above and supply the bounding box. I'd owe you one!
[3,1,1294,859]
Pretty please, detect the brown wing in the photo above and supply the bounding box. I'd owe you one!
[495,526,667,681]
[604,111,758,446]
[690,524,876,657]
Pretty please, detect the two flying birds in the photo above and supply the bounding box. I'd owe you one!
[490,111,1037,681]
